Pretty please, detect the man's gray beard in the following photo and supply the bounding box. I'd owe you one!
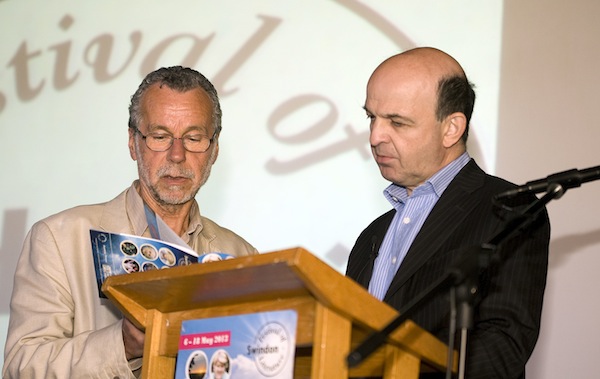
[138,164,197,206]
[135,141,215,206]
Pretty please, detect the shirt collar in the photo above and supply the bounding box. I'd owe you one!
[427,151,471,197]
[384,152,471,204]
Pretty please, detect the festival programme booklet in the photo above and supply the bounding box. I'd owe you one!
[90,229,232,298]
[175,310,298,379]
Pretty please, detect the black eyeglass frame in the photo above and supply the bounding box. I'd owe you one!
[132,125,220,153]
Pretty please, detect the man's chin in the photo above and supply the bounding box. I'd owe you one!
[156,188,196,206]
[378,167,395,181]
[158,196,193,206]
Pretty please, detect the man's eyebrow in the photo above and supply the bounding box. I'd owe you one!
[385,114,414,123]
[147,125,209,134]
[362,106,415,123]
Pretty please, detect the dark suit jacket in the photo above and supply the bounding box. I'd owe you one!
[346,160,550,379]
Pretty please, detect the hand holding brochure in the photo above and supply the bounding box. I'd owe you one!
[90,229,232,298]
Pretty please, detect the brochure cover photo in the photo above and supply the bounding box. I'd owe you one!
[175,310,298,379]
[90,229,232,298]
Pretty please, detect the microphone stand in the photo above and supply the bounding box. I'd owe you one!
[346,183,565,378]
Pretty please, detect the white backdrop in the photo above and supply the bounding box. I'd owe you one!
[1,1,598,377]
[497,1,600,377]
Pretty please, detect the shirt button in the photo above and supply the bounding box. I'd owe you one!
[403,217,410,224]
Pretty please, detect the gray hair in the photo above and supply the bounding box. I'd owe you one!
[128,66,222,134]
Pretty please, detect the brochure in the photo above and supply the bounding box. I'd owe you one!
[90,229,232,298]
[175,310,297,379]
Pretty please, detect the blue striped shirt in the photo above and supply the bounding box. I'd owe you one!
[368,152,471,300]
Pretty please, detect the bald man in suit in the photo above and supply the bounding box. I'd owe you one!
[346,47,550,378]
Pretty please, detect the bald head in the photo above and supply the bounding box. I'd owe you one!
[368,47,475,143]
[375,47,466,80]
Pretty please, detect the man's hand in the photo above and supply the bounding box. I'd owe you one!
[122,317,145,360]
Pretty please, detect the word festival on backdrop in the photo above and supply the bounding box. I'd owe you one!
[1,14,281,109]
[1,7,397,173]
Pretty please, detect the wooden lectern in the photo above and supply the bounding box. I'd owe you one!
[103,247,456,378]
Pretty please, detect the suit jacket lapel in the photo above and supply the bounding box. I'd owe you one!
[352,210,395,288]
[384,160,486,300]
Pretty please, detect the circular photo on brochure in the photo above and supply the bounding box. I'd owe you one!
[140,244,158,260]
[201,253,224,263]
[159,247,176,266]
[142,261,158,271]
[209,349,231,379]
[186,350,208,379]
[120,240,138,256]
[178,256,194,266]
[122,258,140,273]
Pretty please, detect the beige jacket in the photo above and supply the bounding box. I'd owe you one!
[3,183,257,378]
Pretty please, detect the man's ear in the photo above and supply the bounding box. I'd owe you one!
[211,141,219,164]
[442,112,467,148]
[128,128,138,161]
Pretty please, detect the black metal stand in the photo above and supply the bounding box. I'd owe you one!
[346,183,565,377]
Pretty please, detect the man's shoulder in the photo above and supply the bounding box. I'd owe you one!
[34,188,128,229]
[456,159,518,192]
[455,160,546,214]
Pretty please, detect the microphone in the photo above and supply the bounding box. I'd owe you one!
[495,165,600,199]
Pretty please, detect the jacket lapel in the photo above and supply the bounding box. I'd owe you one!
[353,210,395,288]
[98,187,139,234]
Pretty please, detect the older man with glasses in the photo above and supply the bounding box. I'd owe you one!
[3,66,258,379]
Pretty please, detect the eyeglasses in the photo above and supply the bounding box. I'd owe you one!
[133,126,219,153]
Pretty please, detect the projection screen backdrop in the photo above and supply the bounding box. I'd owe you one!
[0,0,504,371]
